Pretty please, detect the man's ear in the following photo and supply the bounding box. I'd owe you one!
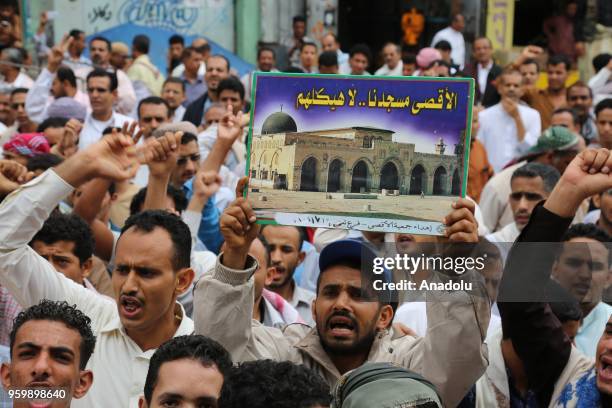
[593,194,602,209]
[297,251,306,266]
[1,362,12,391]
[265,266,275,286]
[376,304,394,331]
[175,268,195,295]
[138,395,148,408]
[80,257,93,280]
[73,370,93,399]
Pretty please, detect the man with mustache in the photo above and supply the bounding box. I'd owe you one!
[486,162,559,243]
[477,68,542,173]
[1,299,95,408]
[193,180,491,407]
[497,147,612,406]
[0,130,196,407]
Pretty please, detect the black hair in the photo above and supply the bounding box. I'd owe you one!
[434,40,452,51]
[511,162,560,193]
[285,66,304,73]
[137,96,170,119]
[30,213,94,265]
[56,66,77,88]
[26,153,63,172]
[293,15,306,24]
[181,132,197,145]
[547,54,571,71]
[37,116,68,132]
[89,36,111,51]
[562,223,611,244]
[10,87,27,97]
[522,57,539,70]
[300,41,317,52]
[208,54,231,71]
[181,46,198,61]
[217,76,245,101]
[257,46,275,60]
[163,76,186,93]
[121,210,191,270]
[595,98,612,118]
[86,68,118,92]
[402,53,417,65]
[144,335,232,405]
[318,51,338,68]
[129,185,188,217]
[169,34,185,46]
[551,107,579,125]
[218,359,331,408]
[10,300,96,370]
[349,43,372,63]
[592,53,611,73]
[68,29,84,39]
[132,34,150,54]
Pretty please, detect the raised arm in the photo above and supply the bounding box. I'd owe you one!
[193,178,284,360]
[0,131,142,324]
[499,148,612,406]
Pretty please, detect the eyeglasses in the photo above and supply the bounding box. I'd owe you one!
[142,116,166,123]
[87,87,110,94]
[177,154,201,166]
[509,192,544,201]
[10,102,24,109]
[569,95,590,101]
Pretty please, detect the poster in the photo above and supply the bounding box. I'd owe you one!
[245,73,474,235]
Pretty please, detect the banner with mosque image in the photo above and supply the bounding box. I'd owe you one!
[245,73,475,235]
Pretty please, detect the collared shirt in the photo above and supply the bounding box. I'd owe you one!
[477,61,494,98]
[182,178,223,254]
[171,104,186,123]
[0,345,10,408]
[374,61,404,76]
[337,50,349,67]
[477,102,541,173]
[62,51,92,73]
[582,114,599,144]
[172,62,206,79]
[430,26,465,68]
[181,73,207,107]
[74,65,137,117]
[289,282,316,326]
[25,67,91,124]
[0,71,34,93]
[79,111,133,150]
[485,222,520,244]
[575,301,612,358]
[0,170,194,408]
[479,162,525,232]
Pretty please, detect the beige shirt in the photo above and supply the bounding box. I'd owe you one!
[0,170,194,408]
[127,55,165,97]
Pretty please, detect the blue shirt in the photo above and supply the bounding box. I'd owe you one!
[182,179,223,254]
[182,74,207,107]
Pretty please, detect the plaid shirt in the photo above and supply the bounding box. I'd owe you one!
[0,285,21,347]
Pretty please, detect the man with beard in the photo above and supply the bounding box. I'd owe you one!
[25,35,89,124]
[1,300,95,408]
[486,162,559,243]
[241,47,278,103]
[183,55,230,127]
[261,225,315,325]
[477,68,541,173]
[568,81,598,144]
[498,147,612,406]
[193,179,490,408]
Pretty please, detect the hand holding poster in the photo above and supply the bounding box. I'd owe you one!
[245,73,475,235]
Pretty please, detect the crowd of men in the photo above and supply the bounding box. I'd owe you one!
[0,4,610,407]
